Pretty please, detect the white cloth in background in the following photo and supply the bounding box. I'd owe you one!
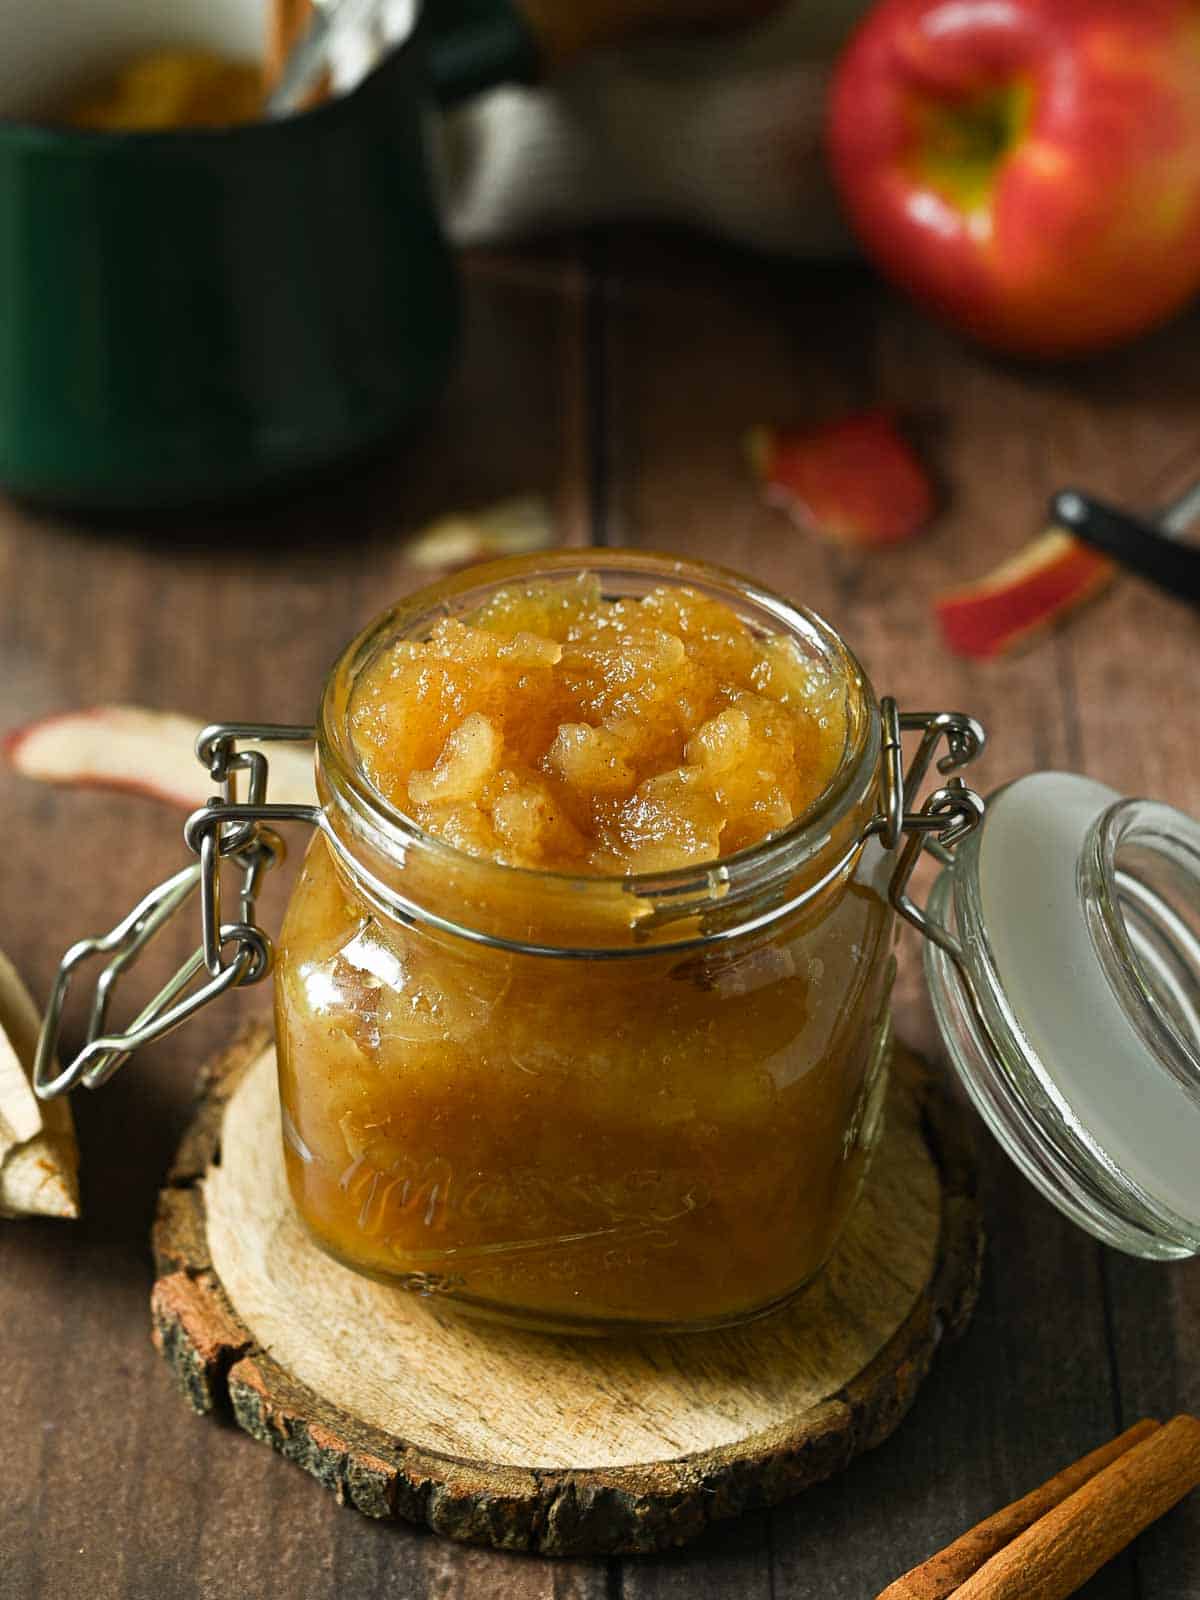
[437,0,872,256]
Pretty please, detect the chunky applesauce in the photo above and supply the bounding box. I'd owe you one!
[348,575,848,874]
[275,559,893,1331]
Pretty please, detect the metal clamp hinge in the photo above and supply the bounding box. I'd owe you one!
[870,699,987,959]
[33,724,319,1099]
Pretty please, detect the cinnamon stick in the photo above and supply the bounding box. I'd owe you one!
[954,1414,1200,1600]
[878,1418,1159,1599]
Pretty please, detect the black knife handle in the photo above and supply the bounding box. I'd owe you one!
[1051,489,1200,612]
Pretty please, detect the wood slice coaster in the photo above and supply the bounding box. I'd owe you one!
[151,1026,983,1557]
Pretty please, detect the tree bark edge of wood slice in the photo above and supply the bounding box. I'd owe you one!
[150,1024,984,1557]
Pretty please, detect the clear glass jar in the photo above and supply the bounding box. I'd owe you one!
[272,552,895,1334]
[34,552,1200,1331]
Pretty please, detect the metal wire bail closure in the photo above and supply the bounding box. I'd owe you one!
[33,724,320,1100]
[871,699,988,959]
[31,703,988,1101]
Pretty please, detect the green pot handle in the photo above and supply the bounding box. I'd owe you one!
[422,0,542,106]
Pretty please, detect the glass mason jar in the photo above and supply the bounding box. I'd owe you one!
[83,551,1200,1337]
[273,554,896,1334]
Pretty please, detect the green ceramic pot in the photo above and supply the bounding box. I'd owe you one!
[0,0,537,509]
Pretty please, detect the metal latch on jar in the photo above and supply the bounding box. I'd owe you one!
[33,724,320,1098]
[872,700,987,957]
[32,703,987,1100]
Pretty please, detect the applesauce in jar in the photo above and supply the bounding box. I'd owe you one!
[275,552,893,1333]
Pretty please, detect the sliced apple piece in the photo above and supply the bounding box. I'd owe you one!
[0,949,79,1220]
[748,411,936,547]
[407,495,555,571]
[935,529,1116,660]
[6,706,317,810]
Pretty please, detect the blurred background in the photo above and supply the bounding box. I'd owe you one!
[2,2,1199,1596]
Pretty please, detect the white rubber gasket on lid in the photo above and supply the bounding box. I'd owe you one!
[978,772,1200,1228]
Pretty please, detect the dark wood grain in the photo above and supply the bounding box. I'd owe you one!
[2,228,1199,1599]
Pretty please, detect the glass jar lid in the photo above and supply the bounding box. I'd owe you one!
[923,771,1200,1261]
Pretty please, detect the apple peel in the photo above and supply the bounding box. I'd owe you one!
[0,948,79,1220]
[935,529,1116,660]
[748,411,936,547]
[408,495,555,571]
[6,706,317,810]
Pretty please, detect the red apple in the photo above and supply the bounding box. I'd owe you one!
[826,0,1200,356]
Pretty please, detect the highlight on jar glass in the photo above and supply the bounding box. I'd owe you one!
[278,554,897,1333]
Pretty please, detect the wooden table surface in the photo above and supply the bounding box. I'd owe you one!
[2,231,1199,1600]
